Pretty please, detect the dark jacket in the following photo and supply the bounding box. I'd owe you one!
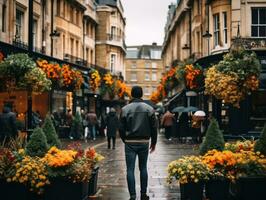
[0,107,18,140]
[106,111,119,137]
[119,98,157,145]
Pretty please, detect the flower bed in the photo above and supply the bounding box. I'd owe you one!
[0,143,104,199]
[167,140,266,199]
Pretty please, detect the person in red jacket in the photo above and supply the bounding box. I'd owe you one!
[161,109,175,140]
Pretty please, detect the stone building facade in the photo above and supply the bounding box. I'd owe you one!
[95,0,126,77]
[125,44,163,100]
[162,0,266,135]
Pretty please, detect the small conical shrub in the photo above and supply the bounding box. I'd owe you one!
[26,127,48,157]
[70,113,83,139]
[254,123,266,155]
[42,114,61,148]
[199,118,225,155]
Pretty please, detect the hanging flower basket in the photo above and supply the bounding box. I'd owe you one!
[205,49,261,107]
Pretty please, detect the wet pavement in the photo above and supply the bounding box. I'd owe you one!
[84,134,198,200]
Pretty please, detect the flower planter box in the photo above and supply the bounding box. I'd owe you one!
[44,178,88,200]
[233,177,266,200]
[205,179,230,200]
[88,166,99,196]
[180,182,204,200]
[0,179,43,200]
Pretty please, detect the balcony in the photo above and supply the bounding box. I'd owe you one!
[64,54,87,66]
[13,39,43,54]
[107,33,122,42]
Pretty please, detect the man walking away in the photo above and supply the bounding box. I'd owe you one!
[0,106,18,144]
[87,111,98,140]
[106,107,119,149]
[119,86,157,200]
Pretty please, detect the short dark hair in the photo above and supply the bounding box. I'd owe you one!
[131,86,143,98]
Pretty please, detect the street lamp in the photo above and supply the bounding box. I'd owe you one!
[50,30,60,57]
[202,30,212,56]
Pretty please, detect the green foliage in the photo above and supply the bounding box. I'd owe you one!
[70,113,83,139]
[0,53,35,82]
[42,115,61,148]
[199,118,225,155]
[254,123,266,155]
[26,127,48,157]
[216,48,261,82]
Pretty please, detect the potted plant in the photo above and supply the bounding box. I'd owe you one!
[199,118,225,155]
[202,150,237,200]
[167,156,209,200]
[43,146,91,200]
[232,151,266,200]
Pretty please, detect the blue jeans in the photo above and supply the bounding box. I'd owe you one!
[90,125,96,139]
[125,143,149,198]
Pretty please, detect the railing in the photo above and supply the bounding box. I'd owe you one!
[13,39,43,54]
[64,54,87,66]
[107,33,122,42]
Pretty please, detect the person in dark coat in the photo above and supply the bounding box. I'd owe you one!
[106,108,119,149]
[0,106,18,143]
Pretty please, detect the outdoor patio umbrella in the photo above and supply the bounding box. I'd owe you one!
[172,106,185,113]
[184,106,199,113]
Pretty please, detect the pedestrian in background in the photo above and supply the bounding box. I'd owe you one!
[0,106,18,143]
[87,111,98,140]
[161,109,174,140]
[119,86,157,200]
[106,107,119,149]
[66,109,74,139]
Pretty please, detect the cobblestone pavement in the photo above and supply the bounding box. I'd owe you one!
[86,134,198,200]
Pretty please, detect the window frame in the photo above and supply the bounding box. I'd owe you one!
[15,8,24,41]
[223,12,228,45]
[110,53,117,73]
[251,7,266,38]
[213,13,220,47]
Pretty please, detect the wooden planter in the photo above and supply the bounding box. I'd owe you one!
[205,179,230,200]
[44,178,88,200]
[88,166,99,196]
[0,179,43,200]
[233,177,266,200]
[180,182,204,200]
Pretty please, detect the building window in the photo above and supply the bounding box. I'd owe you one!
[152,72,157,81]
[2,4,6,32]
[213,13,220,47]
[76,40,79,57]
[152,62,157,68]
[63,34,65,54]
[15,9,24,41]
[33,20,38,49]
[110,26,116,40]
[70,6,74,23]
[56,0,61,16]
[145,62,150,68]
[150,50,161,59]
[130,72,137,81]
[223,12,228,44]
[90,49,94,63]
[70,38,74,55]
[251,7,266,37]
[110,54,116,73]
[76,10,79,26]
[144,87,150,95]
[131,61,137,68]
[145,72,150,81]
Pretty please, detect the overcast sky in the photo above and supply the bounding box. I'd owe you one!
[121,0,174,46]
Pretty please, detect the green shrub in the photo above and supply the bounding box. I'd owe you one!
[70,113,83,139]
[254,123,266,155]
[42,114,61,148]
[199,118,225,155]
[26,127,48,157]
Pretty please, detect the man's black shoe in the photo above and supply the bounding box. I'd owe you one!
[141,194,149,200]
